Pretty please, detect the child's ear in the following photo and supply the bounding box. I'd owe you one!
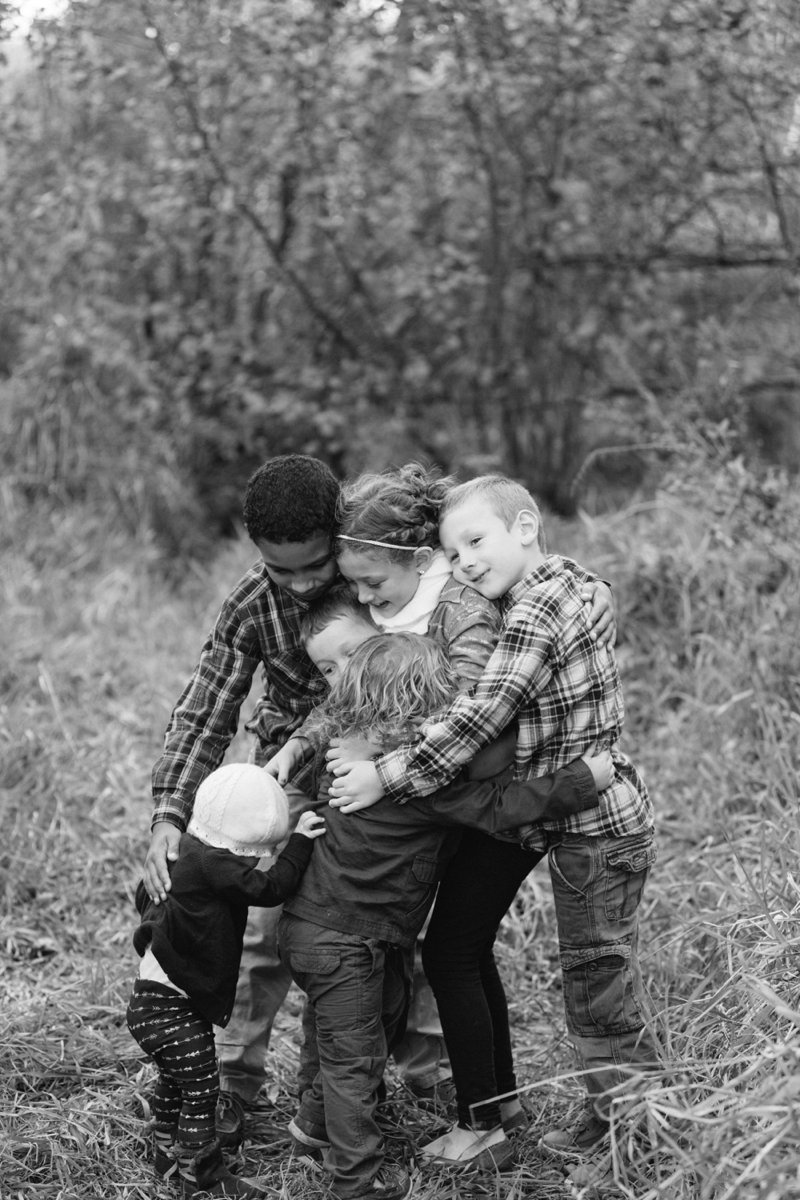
[516,509,539,546]
[413,546,435,575]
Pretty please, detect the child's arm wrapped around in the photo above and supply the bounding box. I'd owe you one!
[422,747,613,838]
[304,631,612,827]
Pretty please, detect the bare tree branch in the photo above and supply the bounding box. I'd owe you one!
[139,1,362,359]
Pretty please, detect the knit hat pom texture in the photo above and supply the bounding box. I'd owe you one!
[187,764,290,856]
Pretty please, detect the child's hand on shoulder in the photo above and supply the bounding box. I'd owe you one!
[295,811,326,839]
[582,747,614,792]
[326,735,382,771]
[581,581,617,647]
[328,760,385,812]
[265,737,309,786]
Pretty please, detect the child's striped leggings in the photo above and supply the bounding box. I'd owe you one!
[126,980,218,1150]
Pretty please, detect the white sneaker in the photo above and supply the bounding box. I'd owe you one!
[420,1123,515,1170]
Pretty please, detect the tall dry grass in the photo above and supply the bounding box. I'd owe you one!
[1,451,798,1199]
[0,491,258,1199]
[539,451,800,1199]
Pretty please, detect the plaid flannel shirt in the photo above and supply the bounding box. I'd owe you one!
[151,561,328,832]
[375,555,652,847]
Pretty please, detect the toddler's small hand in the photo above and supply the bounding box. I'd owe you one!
[295,811,326,839]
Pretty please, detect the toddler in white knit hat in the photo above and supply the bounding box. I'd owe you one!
[188,762,294,856]
[126,764,324,1199]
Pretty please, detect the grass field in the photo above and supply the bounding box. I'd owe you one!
[2,454,799,1200]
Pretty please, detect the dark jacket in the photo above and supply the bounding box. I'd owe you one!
[283,760,597,948]
[133,831,313,1025]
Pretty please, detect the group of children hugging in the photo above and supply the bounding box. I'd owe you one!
[126,454,659,1200]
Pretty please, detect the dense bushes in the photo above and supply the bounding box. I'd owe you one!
[2,0,799,549]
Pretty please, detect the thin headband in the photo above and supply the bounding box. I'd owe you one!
[337,534,418,551]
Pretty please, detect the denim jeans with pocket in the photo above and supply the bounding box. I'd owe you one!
[423,825,658,1126]
[278,913,409,1199]
[548,829,659,1112]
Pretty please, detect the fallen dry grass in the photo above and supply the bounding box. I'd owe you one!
[2,457,799,1199]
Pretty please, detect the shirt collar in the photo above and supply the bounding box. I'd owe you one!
[500,554,563,612]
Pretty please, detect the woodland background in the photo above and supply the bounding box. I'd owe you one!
[1,2,800,1198]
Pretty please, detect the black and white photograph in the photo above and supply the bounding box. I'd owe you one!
[2,3,799,1198]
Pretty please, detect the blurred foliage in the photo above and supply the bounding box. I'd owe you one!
[1,0,799,550]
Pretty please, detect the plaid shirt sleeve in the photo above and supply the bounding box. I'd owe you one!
[151,614,260,830]
[375,599,559,800]
[151,567,323,831]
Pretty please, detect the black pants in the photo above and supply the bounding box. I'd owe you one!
[126,981,218,1150]
[422,830,538,1128]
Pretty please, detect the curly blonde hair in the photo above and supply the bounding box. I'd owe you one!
[304,632,458,751]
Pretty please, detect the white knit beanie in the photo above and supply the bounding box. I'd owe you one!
[187,764,291,857]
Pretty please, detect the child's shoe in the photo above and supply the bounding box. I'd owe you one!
[331,1163,414,1200]
[420,1122,515,1171]
[539,1102,610,1159]
[287,1112,329,1149]
[287,1113,331,1168]
[216,1088,285,1148]
[215,1092,245,1151]
[500,1106,530,1137]
[404,1076,456,1109]
[178,1140,265,1198]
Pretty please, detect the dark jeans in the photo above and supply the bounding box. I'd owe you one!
[277,914,409,1200]
[422,826,658,1127]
